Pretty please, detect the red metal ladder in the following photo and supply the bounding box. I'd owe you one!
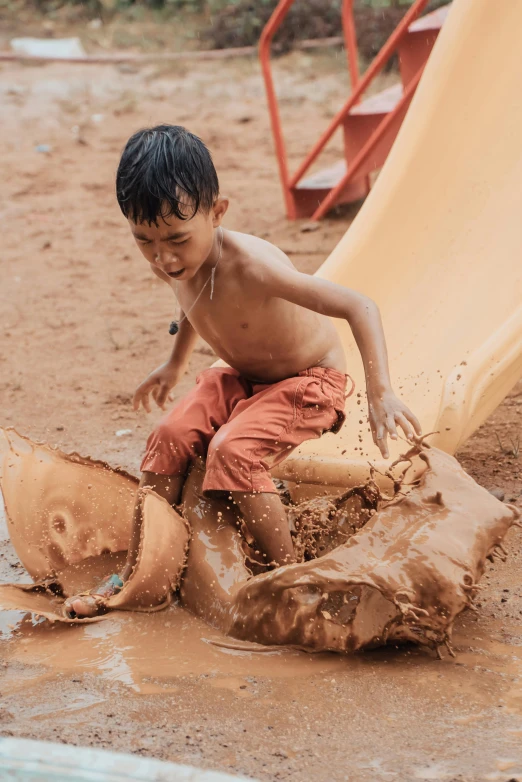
[259,1,450,220]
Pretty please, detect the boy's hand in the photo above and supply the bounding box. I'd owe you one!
[133,362,181,412]
[368,389,422,459]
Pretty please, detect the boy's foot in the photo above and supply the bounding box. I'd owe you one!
[63,574,124,619]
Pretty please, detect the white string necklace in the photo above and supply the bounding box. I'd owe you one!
[168,226,224,335]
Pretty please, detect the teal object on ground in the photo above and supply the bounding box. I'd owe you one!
[0,738,256,781]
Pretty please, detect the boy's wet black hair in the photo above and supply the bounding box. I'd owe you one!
[116,124,220,224]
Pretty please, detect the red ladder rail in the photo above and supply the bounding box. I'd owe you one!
[259,0,296,217]
[341,0,361,92]
[259,0,431,219]
[312,62,424,220]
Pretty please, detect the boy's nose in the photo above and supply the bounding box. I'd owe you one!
[155,251,177,268]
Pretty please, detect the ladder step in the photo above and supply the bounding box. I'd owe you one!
[286,3,451,219]
[293,161,367,218]
[296,160,347,190]
[399,4,450,88]
[408,5,450,32]
[349,83,403,117]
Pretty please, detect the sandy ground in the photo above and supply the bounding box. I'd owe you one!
[1,51,522,782]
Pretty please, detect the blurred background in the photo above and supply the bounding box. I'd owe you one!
[1,0,450,59]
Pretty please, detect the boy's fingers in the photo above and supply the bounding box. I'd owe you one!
[132,391,143,412]
[133,380,152,410]
[132,388,144,410]
[395,413,414,441]
[386,415,398,441]
[151,389,164,410]
[151,385,168,410]
[406,410,422,436]
[375,425,389,459]
[156,384,172,409]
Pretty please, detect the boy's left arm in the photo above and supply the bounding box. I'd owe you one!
[261,263,421,459]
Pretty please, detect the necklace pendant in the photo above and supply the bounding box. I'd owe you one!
[171,226,223,332]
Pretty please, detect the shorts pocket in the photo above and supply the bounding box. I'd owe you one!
[299,378,327,419]
[298,378,343,434]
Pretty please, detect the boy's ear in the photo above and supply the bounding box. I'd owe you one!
[212,196,229,226]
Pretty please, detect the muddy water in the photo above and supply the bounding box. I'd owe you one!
[2,606,355,695]
[4,586,522,712]
[2,490,522,781]
[0,492,32,638]
[0,491,350,692]
[3,470,518,714]
[0,429,519,657]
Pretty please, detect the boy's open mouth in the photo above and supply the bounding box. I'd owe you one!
[167,269,185,278]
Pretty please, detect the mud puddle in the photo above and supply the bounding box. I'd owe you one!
[1,579,354,694]
[0,475,353,695]
[3,586,522,708]
[2,459,522,708]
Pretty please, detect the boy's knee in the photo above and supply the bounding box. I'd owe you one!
[207,428,240,466]
[150,419,175,448]
[147,418,199,461]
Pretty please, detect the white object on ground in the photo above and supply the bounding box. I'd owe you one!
[115,429,133,437]
[0,737,256,781]
[10,38,86,59]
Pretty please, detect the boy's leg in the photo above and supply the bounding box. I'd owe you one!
[204,368,348,567]
[120,472,184,581]
[64,368,251,618]
[232,492,295,566]
[65,471,184,617]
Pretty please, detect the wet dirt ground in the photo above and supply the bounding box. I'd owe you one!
[1,49,522,782]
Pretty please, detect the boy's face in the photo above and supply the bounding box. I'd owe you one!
[129,198,228,281]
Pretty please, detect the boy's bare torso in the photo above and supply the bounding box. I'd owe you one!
[158,230,346,383]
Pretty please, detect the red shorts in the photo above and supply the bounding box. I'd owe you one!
[141,366,352,495]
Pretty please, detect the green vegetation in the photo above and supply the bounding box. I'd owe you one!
[17,0,450,53]
[30,0,449,16]
[200,0,450,54]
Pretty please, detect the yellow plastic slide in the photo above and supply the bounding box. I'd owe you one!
[274,0,522,490]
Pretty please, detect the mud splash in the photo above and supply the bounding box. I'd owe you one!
[229,448,519,652]
[0,429,189,619]
[0,428,518,655]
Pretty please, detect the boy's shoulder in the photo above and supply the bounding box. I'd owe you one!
[226,230,294,279]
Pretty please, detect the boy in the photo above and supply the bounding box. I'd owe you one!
[66,124,420,618]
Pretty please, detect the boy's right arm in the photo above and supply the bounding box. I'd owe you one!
[133,315,198,412]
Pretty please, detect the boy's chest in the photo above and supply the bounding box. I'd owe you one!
[177,282,293,348]
[191,296,267,344]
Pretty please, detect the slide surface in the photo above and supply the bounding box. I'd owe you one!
[275,0,522,489]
